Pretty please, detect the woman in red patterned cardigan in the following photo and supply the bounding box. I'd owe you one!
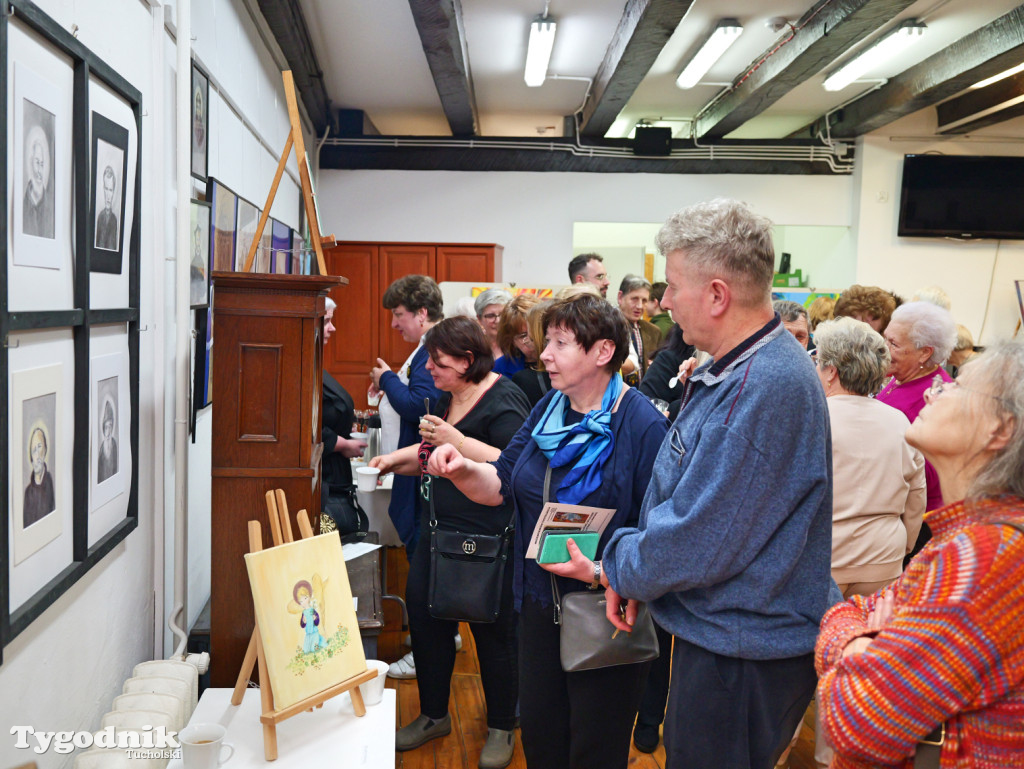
[815,340,1024,769]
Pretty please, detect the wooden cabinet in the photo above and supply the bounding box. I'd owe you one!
[208,271,344,687]
[324,241,502,409]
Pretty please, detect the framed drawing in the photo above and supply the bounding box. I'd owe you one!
[2,0,142,659]
[89,351,128,511]
[190,62,209,182]
[208,178,237,272]
[256,224,273,273]
[12,62,66,271]
[291,231,305,275]
[271,220,292,274]
[234,198,260,273]
[11,364,65,565]
[89,112,130,274]
[189,200,211,308]
[244,534,366,710]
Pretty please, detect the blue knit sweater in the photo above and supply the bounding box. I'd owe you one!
[604,318,835,660]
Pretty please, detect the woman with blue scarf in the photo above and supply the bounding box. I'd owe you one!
[428,294,668,769]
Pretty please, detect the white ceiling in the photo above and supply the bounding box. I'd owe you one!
[299,0,1024,140]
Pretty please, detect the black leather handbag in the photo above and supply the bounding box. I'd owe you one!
[425,475,515,623]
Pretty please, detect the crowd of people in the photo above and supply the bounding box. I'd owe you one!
[320,198,1024,769]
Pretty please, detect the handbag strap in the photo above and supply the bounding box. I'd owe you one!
[424,472,516,534]
[913,519,1024,769]
[536,370,550,395]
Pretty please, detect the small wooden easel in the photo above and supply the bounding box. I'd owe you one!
[231,489,376,760]
[240,71,334,276]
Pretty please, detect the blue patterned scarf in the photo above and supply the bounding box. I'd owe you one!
[530,374,622,505]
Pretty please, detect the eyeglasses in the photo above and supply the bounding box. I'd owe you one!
[514,332,533,343]
[927,374,1009,406]
[480,313,501,321]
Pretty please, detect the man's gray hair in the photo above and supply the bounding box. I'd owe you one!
[772,299,808,324]
[964,341,1024,501]
[619,274,652,295]
[889,301,957,366]
[814,317,890,396]
[474,288,513,317]
[655,199,775,305]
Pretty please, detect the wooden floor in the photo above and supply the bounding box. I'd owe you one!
[378,547,820,769]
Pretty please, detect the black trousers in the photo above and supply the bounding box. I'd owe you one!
[518,597,650,769]
[406,533,518,730]
[636,620,674,728]
[663,636,817,769]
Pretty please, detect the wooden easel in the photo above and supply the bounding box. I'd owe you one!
[240,71,334,276]
[231,489,376,761]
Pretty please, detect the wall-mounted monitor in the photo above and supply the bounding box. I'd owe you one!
[897,154,1024,240]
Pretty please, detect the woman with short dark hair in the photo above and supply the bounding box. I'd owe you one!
[426,294,669,769]
[370,317,530,769]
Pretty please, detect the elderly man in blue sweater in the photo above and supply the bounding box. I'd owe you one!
[601,199,834,768]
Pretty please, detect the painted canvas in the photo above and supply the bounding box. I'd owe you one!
[244,533,366,709]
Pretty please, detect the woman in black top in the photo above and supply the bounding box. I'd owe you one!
[370,317,530,769]
[321,298,369,535]
[511,299,552,407]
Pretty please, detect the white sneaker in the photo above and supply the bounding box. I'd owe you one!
[455,633,463,652]
[388,651,416,679]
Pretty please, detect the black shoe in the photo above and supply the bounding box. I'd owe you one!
[633,722,660,753]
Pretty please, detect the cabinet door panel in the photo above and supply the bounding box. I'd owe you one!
[324,244,377,370]
[379,245,435,366]
[436,245,495,284]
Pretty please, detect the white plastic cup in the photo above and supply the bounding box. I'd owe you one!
[357,659,390,706]
[350,430,369,442]
[356,466,381,492]
[366,390,381,407]
[178,723,234,769]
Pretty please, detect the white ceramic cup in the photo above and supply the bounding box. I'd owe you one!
[178,723,234,769]
[357,659,390,706]
[356,466,380,492]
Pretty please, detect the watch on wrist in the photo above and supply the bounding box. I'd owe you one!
[590,561,602,590]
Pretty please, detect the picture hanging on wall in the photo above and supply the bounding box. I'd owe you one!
[271,219,292,274]
[208,178,237,272]
[1015,280,1024,330]
[189,200,211,308]
[234,198,260,272]
[291,231,305,275]
[90,352,128,511]
[192,307,213,410]
[89,112,130,274]
[12,61,67,270]
[256,222,273,273]
[190,62,209,182]
[10,364,65,565]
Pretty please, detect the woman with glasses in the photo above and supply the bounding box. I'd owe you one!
[816,340,1024,768]
[876,301,957,559]
[369,316,530,769]
[493,294,541,377]
[426,294,668,769]
[805,317,926,768]
[475,288,513,362]
[511,301,553,408]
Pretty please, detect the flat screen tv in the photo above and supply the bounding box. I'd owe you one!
[898,154,1024,239]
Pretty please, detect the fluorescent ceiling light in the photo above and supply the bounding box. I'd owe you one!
[971,63,1024,90]
[823,20,926,91]
[525,16,556,87]
[676,19,743,90]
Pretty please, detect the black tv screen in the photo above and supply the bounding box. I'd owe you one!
[898,154,1024,239]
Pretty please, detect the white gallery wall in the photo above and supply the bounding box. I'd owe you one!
[1,0,300,765]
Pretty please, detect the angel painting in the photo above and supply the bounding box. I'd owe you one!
[289,575,329,654]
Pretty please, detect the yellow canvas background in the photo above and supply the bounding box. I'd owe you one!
[244,533,366,709]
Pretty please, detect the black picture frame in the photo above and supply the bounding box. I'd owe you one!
[190,62,208,182]
[1,0,142,664]
[89,112,130,274]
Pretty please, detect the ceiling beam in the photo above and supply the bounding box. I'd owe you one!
[578,0,696,138]
[800,5,1024,138]
[936,70,1024,134]
[320,137,850,175]
[693,0,915,140]
[407,0,479,136]
[255,0,335,134]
